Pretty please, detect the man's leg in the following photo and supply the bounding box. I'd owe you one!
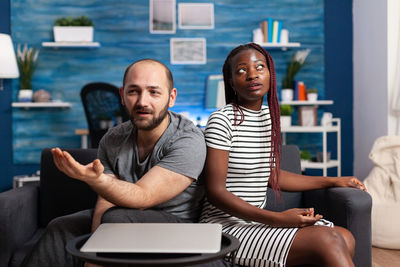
[101,208,230,267]
[22,209,93,267]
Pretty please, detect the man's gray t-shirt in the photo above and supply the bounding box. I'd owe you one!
[98,111,206,221]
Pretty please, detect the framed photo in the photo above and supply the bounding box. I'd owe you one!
[178,3,214,29]
[149,0,176,34]
[170,38,207,64]
[298,106,318,126]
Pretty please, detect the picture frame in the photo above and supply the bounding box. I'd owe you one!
[170,38,207,64]
[149,0,176,34]
[298,106,318,126]
[178,3,214,29]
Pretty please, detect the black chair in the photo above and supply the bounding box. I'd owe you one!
[81,82,129,148]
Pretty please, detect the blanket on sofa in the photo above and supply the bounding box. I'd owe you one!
[364,135,400,249]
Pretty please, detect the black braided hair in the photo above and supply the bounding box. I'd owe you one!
[222,43,282,194]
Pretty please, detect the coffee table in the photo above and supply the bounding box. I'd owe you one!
[66,232,240,266]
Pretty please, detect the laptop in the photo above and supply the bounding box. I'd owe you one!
[80,223,222,254]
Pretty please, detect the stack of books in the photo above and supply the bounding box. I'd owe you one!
[260,18,283,43]
[293,81,307,101]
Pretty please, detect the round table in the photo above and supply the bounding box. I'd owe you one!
[66,232,240,266]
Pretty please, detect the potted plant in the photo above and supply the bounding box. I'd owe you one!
[16,44,39,102]
[281,49,311,101]
[300,150,312,161]
[307,88,318,101]
[280,104,294,127]
[53,16,94,42]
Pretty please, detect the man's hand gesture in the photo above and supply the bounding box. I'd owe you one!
[51,147,104,185]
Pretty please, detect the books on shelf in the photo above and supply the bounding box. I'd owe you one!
[293,80,307,101]
[258,18,284,43]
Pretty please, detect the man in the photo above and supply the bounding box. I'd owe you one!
[23,59,224,266]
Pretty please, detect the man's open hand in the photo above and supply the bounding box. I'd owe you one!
[51,147,104,184]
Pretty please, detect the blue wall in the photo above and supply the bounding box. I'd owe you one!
[324,0,354,177]
[11,0,324,164]
[1,0,38,192]
[0,0,354,191]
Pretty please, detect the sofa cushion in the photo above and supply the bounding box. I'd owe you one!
[39,148,98,227]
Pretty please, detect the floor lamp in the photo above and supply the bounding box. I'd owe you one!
[0,33,19,90]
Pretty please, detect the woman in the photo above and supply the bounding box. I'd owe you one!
[200,43,366,267]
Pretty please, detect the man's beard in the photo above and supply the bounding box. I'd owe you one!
[127,102,169,131]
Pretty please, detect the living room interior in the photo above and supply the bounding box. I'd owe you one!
[1,0,399,266]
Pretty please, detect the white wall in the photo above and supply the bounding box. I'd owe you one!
[388,0,400,135]
[353,0,388,179]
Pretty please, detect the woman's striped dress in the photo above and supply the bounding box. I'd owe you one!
[200,104,298,267]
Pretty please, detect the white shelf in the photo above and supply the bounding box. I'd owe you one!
[282,118,341,176]
[257,42,301,51]
[282,124,339,133]
[42,42,100,48]
[12,102,72,108]
[280,100,333,106]
[259,42,301,48]
[301,160,340,169]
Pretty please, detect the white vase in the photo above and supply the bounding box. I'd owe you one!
[18,89,33,102]
[53,26,94,42]
[281,89,294,101]
[280,116,292,127]
[307,93,318,101]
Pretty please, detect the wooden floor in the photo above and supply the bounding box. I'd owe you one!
[372,246,400,267]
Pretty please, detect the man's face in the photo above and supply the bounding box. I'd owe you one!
[120,61,176,131]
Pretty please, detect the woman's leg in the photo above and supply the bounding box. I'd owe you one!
[286,225,355,267]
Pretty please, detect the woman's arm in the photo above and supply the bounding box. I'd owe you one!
[205,147,322,228]
[278,170,366,192]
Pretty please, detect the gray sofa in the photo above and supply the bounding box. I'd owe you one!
[0,146,372,267]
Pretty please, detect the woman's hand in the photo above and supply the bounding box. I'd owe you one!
[333,176,366,191]
[269,208,323,228]
[51,147,105,184]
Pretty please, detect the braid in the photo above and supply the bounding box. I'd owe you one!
[222,43,282,195]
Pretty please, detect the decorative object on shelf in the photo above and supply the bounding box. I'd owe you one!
[298,106,318,126]
[300,150,312,161]
[53,16,94,42]
[307,88,318,101]
[0,33,19,90]
[281,88,294,101]
[98,114,113,129]
[317,151,331,162]
[18,89,33,102]
[16,44,39,101]
[33,89,51,102]
[280,104,293,127]
[282,49,311,90]
[321,112,333,126]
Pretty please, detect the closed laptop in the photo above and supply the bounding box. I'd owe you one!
[80,223,222,254]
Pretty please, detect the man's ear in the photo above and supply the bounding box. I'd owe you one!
[119,86,125,105]
[168,88,177,108]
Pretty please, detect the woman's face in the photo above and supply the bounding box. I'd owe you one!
[230,49,270,110]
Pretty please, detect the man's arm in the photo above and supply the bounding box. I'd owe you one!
[51,148,194,210]
[91,196,115,232]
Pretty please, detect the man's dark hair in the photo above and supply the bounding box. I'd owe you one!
[122,59,174,91]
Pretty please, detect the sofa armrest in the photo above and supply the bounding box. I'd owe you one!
[0,184,39,266]
[303,188,372,267]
